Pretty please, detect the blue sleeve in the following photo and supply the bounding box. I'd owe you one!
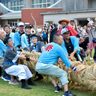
[10,33,14,44]
[21,35,27,48]
[71,36,80,51]
[57,46,72,68]
[0,42,7,53]
[14,32,21,47]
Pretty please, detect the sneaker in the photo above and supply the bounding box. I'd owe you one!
[54,85,61,93]
[62,91,73,96]
[1,76,10,82]
[9,81,19,85]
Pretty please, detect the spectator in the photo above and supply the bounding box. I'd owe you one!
[30,34,44,52]
[14,22,25,49]
[86,38,96,62]
[36,28,43,41]
[21,24,32,50]
[30,34,44,81]
[0,29,6,77]
[77,25,89,51]
[42,29,48,44]
[49,24,58,42]
[3,24,14,44]
[87,22,96,42]
[58,19,78,36]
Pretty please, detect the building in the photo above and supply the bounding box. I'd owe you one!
[42,0,96,25]
[0,0,96,26]
[22,8,62,27]
[0,0,58,11]
[0,0,59,26]
[0,0,24,11]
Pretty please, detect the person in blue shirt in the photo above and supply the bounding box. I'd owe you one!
[0,29,7,77]
[3,24,14,44]
[42,29,48,44]
[0,29,7,59]
[61,28,82,61]
[30,35,44,52]
[21,25,32,50]
[14,22,25,50]
[35,34,77,96]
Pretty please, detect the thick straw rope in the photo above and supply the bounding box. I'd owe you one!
[18,51,96,91]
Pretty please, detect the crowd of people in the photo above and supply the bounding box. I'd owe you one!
[0,18,96,96]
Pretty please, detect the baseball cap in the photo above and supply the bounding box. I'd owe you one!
[61,28,69,34]
[25,24,32,29]
[18,22,24,27]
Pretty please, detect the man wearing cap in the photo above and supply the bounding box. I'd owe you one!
[14,22,25,50]
[87,38,96,62]
[58,19,78,36]
[21,24,32,50]
[2,37,34,89]
[61,28,82,61]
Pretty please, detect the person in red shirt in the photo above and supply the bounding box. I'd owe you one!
[58,19,78,36]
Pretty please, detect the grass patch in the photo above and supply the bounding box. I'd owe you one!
[0,79,96,96]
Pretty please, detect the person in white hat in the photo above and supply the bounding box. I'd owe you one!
[14,22,25,50]
[17,22,24,27]
[21,24,32,50]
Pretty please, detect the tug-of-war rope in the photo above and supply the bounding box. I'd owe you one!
[18,51,96,91]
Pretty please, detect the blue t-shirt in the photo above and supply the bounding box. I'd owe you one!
[0,39,7,58]
[38,42,71,68]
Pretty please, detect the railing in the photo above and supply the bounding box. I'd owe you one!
[47,0,62,8]
[0,3,15,13]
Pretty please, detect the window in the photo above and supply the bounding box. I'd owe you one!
[88,0,96,9]
[32,0,53,8]
[1,0,24,11]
